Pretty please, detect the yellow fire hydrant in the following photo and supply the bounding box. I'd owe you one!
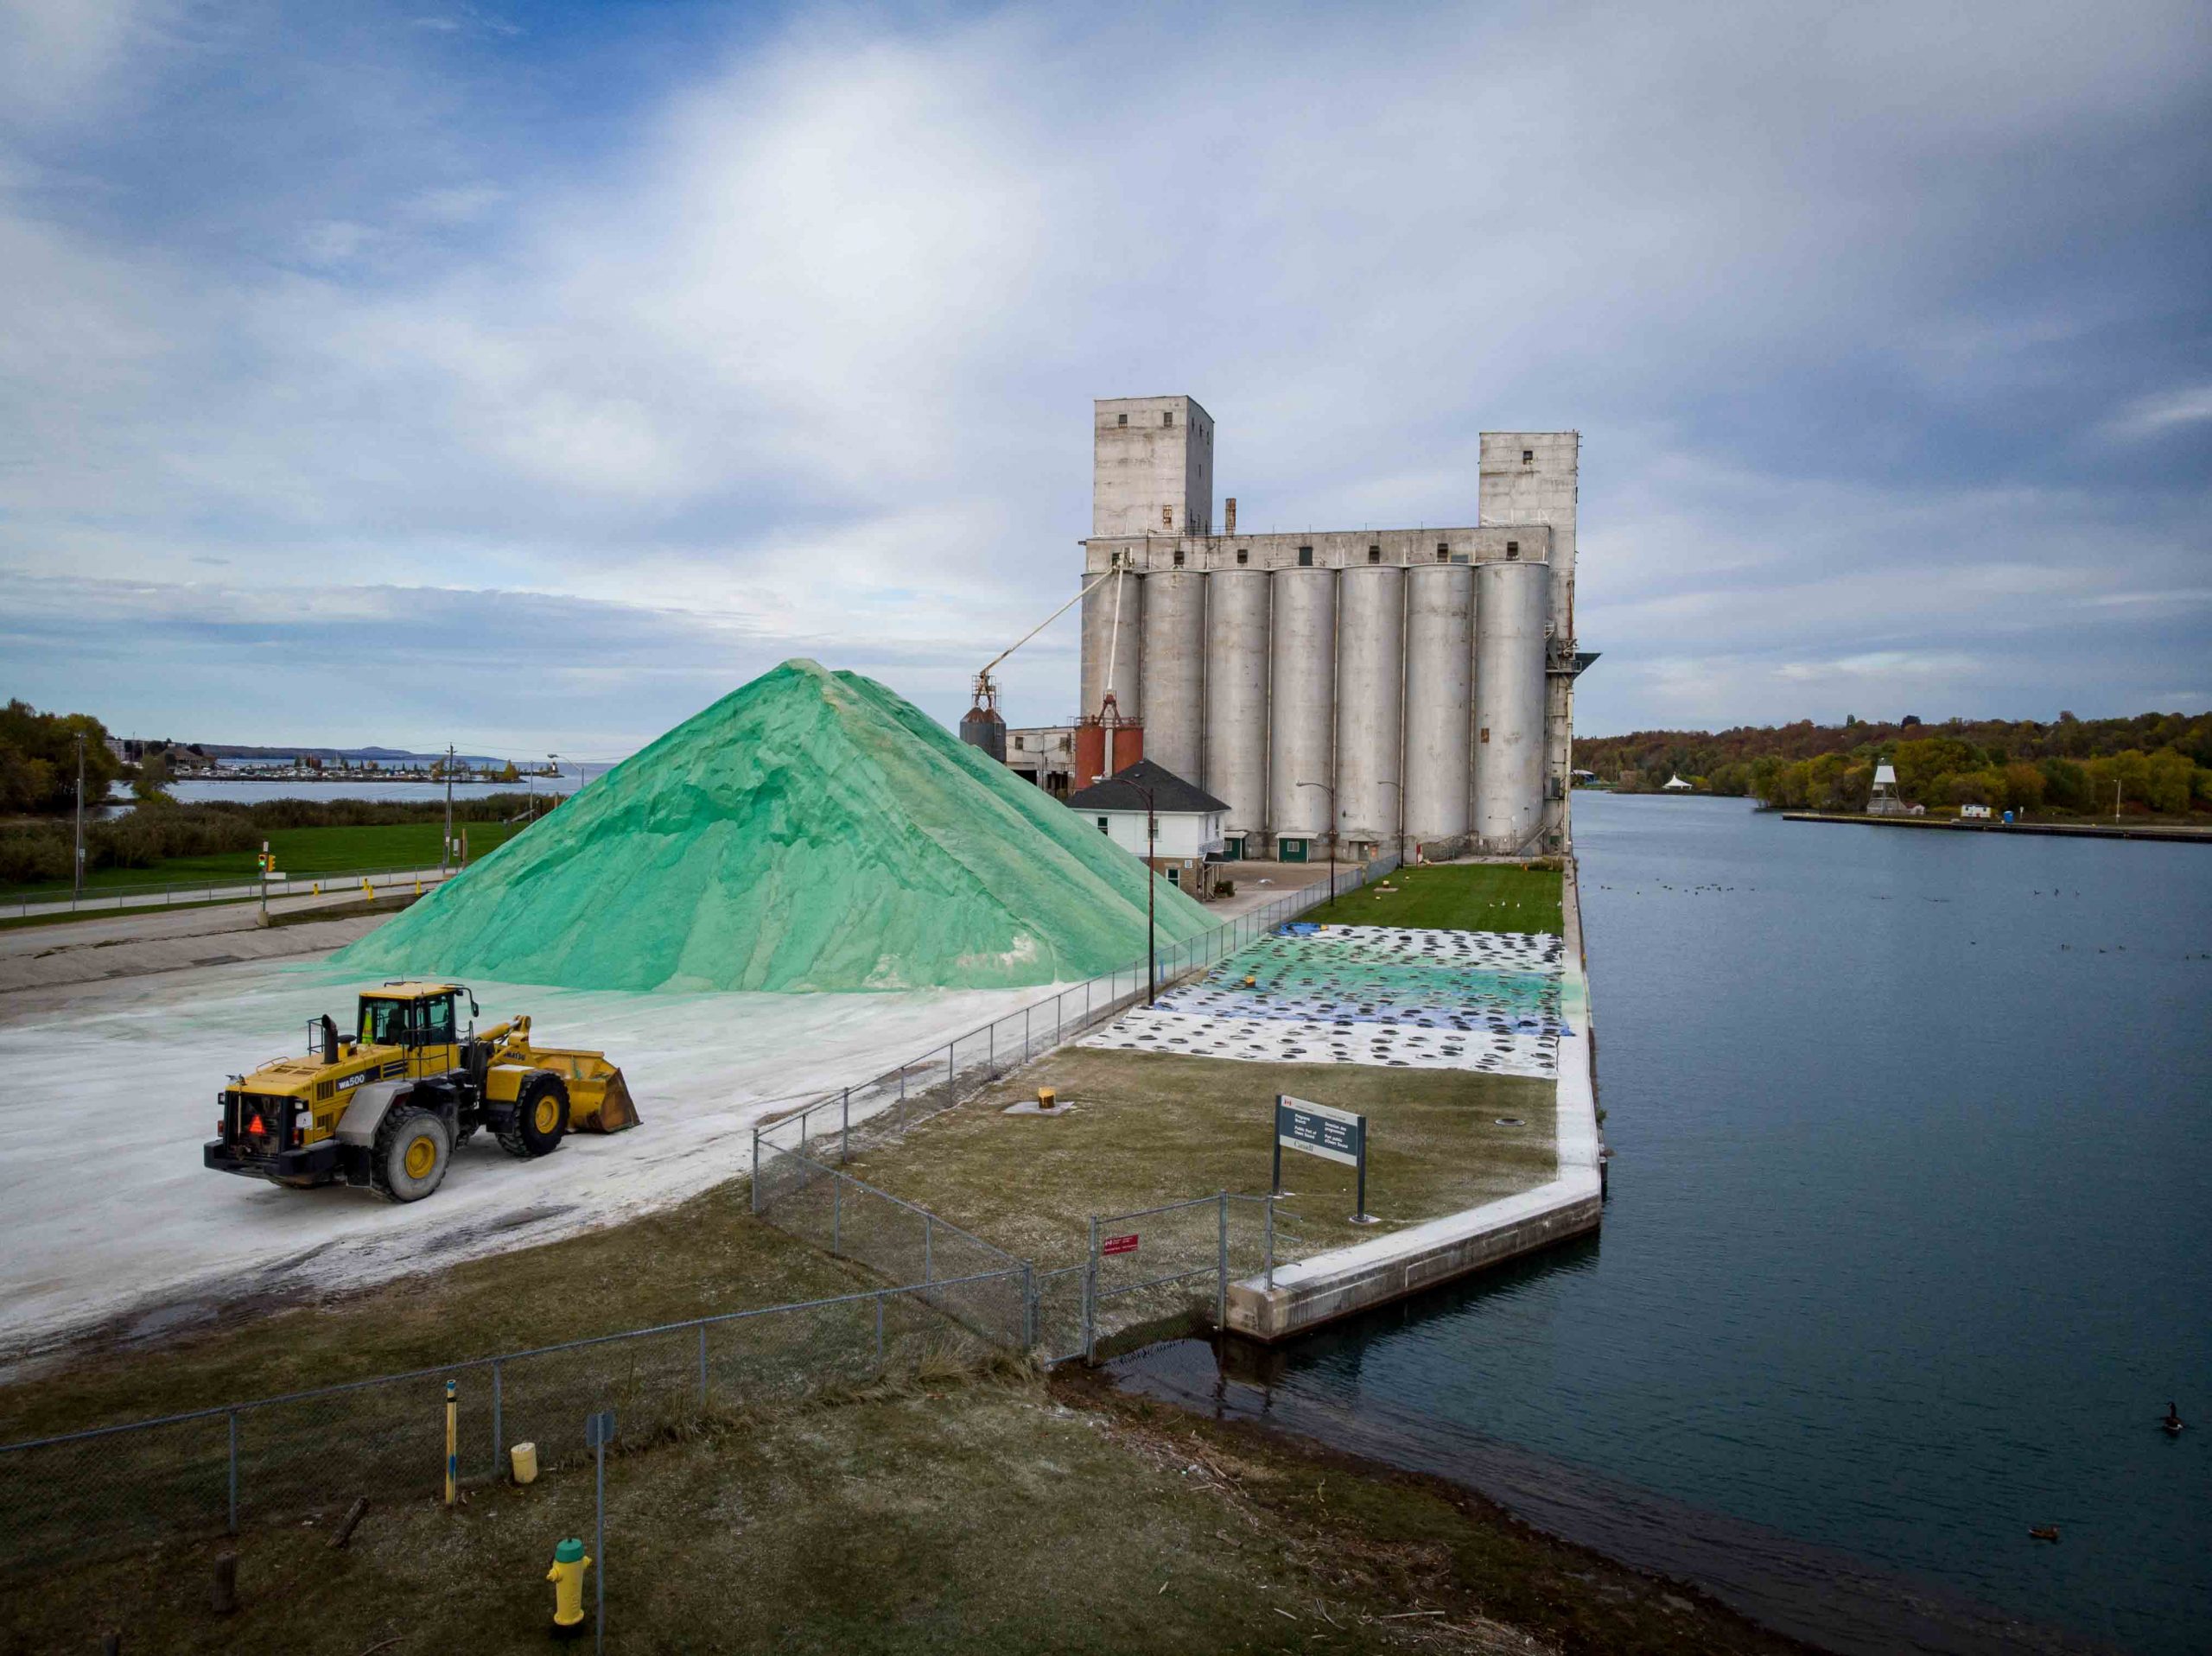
[547,1538,591,1635]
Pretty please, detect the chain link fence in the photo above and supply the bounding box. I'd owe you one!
[749,855,1399,1174]
[0,1268,1021,1577]
[1,856,1404,1577]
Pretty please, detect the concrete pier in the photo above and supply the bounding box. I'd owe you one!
[1783,811,2209,844]
[1225,861,1604,1341]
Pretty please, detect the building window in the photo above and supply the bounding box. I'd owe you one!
[1236,549,1249,565]
[1367,544,1381,563]
[1162,504,1173,529]
[1435,545,1449,562]
[1173,549,1185,567]
[1505,540,1519,559]
[1096,817,1109,833]
[1521,447,1534,465]
[1166,866,1181,887]
[1298,545,1313,567]
[1116,412,1128,427]
[1163,411,1174,428]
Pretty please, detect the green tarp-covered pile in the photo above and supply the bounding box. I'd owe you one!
[335,660,1217,993]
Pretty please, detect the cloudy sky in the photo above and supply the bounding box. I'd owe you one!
[3,0,2207,758]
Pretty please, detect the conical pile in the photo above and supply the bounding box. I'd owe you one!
[335,660,1217,993]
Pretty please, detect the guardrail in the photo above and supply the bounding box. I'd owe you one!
[1,863,452,922]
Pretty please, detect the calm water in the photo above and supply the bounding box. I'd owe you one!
[164,771,606,806]
[1118,793,2212,1653]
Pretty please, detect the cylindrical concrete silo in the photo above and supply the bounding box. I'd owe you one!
[1473,558,1549,853]
[1140,570,1207,783]
[1402,562,1473,854]
[1334,566,1403,852]
[1078,567,1143,722]
[1267,568,1338,855]
[1202,569,1270,849]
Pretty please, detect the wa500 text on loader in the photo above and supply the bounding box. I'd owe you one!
[204,981,639,1202]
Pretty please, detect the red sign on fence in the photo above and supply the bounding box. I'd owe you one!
[1101,1233,1140,1257]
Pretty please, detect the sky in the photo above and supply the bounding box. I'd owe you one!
[1,0,2208,759]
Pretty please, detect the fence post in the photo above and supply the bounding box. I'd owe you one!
[924,1213,933,1285]
[1022,1261,1038,1349]
[947,1044,954,1090]
[1217,1190,1230,1330]
[832,1177,842,1254]
[698,1323,710,1407]
[750,1127,761,1214]
[227,1409,239,1534]
[1265,1197,1275,1291]
[492,1360,503,1477]
[875,1293,886,1367]
[988,1022,995,1076]
[1024,1004,1031,1063]
[1083,1216,1100,1361]
[841,1088,850,1165]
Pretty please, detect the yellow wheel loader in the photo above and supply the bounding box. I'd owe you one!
[203,981,639,1203]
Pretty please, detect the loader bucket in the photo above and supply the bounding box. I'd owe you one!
[529,1046,640,1133]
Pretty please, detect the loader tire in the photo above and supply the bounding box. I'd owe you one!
[499,1073,569,1160]
[371,1105,452,1203]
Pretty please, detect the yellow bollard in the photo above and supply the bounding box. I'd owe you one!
[362,878,372,900]
[547,1539,592,1634]
[415,879,423,896]
[511,1441,539,1484]
[443,1379,457,1507]
[312,882,321,897]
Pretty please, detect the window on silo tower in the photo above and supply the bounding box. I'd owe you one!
[1163,410,1174,427]
[1298,545,1313,567]
[1368,544,1381,562]
[1117,412,1128,426]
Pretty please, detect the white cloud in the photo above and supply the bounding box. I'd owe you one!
[0,1,2208,746]
[2104,384,2212,440]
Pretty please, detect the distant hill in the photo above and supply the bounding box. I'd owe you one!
[199,744,518,768]
[1580,711,2212,815]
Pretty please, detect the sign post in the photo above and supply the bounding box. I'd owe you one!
[585,1409,615,1653]
[1274,1094,1373,1223]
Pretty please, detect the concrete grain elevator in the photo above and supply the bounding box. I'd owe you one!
[1056,396,1587,860]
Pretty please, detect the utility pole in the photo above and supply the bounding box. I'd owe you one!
[443,744,455,873]
[72,732,86,899]
[1142,781,1158,1006]
[2115,778,2122,823]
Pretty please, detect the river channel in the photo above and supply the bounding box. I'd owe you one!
[1114,790,2210,1653]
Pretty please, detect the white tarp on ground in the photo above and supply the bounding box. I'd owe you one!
[1082,924,1567,1076]
[0,959,1060,1361]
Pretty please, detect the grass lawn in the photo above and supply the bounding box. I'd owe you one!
[1304,862,1563,933]
[2,819,532,899]
[0,1184,861,1445]
[3,1365,1812,1656]
[842,1046,1555,1270]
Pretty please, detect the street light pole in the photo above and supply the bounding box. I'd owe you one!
[1143,781,1158,1005]
[1296,779,1336,905]
[1096,767,1161,1004]
[73,732,86,899]
[442,744,455,874]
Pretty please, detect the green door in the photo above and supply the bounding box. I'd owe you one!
[1280,837,1307,864]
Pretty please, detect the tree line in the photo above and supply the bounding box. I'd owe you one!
[1580,710,2212,816]
[3,696,560,885]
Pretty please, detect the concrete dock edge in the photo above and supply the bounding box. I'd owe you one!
[1224,859,1604,1342]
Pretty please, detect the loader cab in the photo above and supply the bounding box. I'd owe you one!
[357,982,474,1080]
